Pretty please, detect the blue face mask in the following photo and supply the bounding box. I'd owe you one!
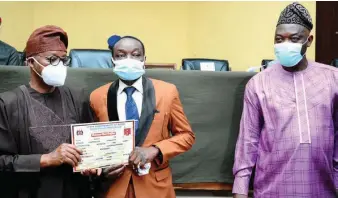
[112,58,145,81]
[274,39,308,67]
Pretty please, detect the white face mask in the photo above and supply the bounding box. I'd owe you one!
[29,57,68,87]
[112,58,145,81]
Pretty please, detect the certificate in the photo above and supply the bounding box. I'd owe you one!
[71,120,135,172]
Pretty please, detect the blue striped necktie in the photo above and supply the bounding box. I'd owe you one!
[124,87,139,135]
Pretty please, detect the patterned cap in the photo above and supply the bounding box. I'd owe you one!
[277,2,313,31]
[25,25,68,57]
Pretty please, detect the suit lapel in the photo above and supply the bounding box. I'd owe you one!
[135,77,156,146]
[107,77,156,146]
[107,80,120,121]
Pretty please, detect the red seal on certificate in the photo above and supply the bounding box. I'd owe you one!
[124,128,131,136]
[77,129,83,136]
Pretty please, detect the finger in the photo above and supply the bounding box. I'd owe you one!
[129,154,140,170]
[129,151,137,164]
[129,150,135,159]
[133,155,142,167]
[64,144,83,155]
[97,168,102,176]
[107,164,124,172]
[90,169,97,175]
[106,167,124,178]
[67,150,80,165]
[81,170,90,176]
[139,154,147,167]
[87,170,94,176]
[66,147,82,162]
[125,163,133,170]
[129,147,140,161]
[64,152,79,166]
[63,157,76,167]
[83,169,95,176]
[66,144,83,155]
[107,166,125,177]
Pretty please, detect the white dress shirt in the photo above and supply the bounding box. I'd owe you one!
[117,78,143,121]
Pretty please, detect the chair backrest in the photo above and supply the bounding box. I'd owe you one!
[261,59,274,70]
[182,58,230,71]
[17,51,26,66]
[331,59,338,68]
[70,49,112,68]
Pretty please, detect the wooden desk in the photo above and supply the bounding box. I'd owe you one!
[174,183,233,191]
[145,63,176,70]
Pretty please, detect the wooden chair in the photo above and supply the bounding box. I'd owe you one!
[145,63,176,70]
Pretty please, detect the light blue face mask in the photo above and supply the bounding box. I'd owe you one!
[112,58,145,81]
[274,38,308,67]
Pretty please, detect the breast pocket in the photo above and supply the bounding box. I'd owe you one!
[161,112,170,139]
[150,112,170,141]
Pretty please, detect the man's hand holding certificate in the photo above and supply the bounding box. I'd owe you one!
[71,120,135,172]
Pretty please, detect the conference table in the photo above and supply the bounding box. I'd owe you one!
[0,66,255,192]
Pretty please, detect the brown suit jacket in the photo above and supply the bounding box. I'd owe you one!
[90,77,195,198]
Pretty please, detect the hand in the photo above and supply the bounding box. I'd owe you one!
[81,168,102,176]
[129,146,159,170]
[101,164,125,180]
[233,194,248,198]
[40,143,82,168]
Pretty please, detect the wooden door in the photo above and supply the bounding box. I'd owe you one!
[316,2,338,65]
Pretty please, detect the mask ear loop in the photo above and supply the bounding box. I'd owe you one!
[111,57,116,68]
[300,36,311,58]
[302,36,310,45]
[142,56,146,70]
[26,57,44,78]
[301,35,312,48]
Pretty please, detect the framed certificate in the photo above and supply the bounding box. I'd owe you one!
[71,120,135,172]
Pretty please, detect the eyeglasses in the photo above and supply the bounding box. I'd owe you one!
[43,55,71,66]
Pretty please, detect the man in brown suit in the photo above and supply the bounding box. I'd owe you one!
[89,36,195,198]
